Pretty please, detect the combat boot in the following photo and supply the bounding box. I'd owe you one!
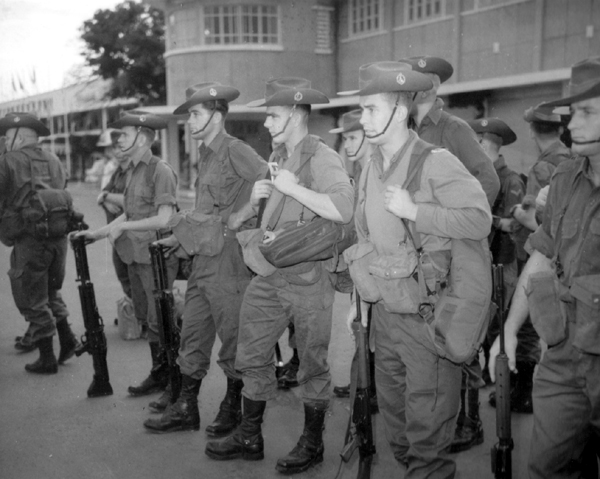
[128,342,168,396]
[205,377,243,438]
[447,388,483,453]
[277,349,299,389]
[25,336,58,374]
[143,375,201,433]
[149,382,173,413]
[276,402,327,474]
[205,397,266,461]
[56,319,81,364]
[15,326,36,352]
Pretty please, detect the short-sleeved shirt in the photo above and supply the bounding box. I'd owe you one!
[0,144,66,215]
[261,134,354,229]
[529,156,600,284]
[117,150,177,264]
[356,130,491,256]
[195,130,268,225]
[416,97,500,207]
[523,140,571,208]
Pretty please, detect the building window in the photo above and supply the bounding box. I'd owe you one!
[349,0,383,37]
[203,5,279,45]
[406,0,446,23]
[314,5,334,54]
[462,0,529,12]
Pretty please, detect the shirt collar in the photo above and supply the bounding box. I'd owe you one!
[423,97,444,126]
[206,129,227,154]
[371,130,418,171]
[138,149,152,165]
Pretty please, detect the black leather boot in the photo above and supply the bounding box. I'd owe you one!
[205,397,266,461]
[15,326,36,352]
[25,336,58,374]
[333,385,350,398]
[276,402,327,474]
[205,377,243,438]
[56,319,81,365]
[448,387,483,453]
[144,375,201,433]
[277,349,300,389]
[149,382,172,413]
[128,342,168,396]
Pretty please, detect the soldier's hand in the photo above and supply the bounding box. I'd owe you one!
[384,185,418,221]
[250,179,274,208]
[346,299,369,335]
[227,211,244,231]
[104,202,121,215]
[72,229,98,243]
[536,185,549,210]
[155,234,180,256]
[488,329,518,383]
[271,169,299,195]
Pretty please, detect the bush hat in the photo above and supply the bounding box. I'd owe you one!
[173,82,240,115]
[109,110,168,130]
[400,56,454,84]
[247,77,329,107]
[523,102,563,123]
[0,112,50,137]
[338,61,433,96]
[544,56,600,107]
[329,110,363,134]
[468,118,517,146]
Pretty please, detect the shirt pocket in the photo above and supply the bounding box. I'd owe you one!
[560,217,579,240]
[199,173,221,206]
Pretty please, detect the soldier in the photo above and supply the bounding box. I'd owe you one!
[76,111,178,395]
[468,118,539,415]
[512,102,571,264]
[489,56,600,479]
[205,77,354,474]
[401,55,500,452]
[343,61,491,477]
[96,129,132,300]
[0,112,80,373]
[143,82,268,435]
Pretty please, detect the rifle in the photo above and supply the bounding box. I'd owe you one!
[340,291,376,478]
[149,243,182,405]
[71,235,113,398]
[491,264,513,478]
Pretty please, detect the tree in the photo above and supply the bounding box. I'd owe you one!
[80,1,166,105]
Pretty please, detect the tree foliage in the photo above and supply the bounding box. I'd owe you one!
[80,1,166,105]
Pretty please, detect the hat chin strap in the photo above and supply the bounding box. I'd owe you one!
[346,131,366,158]
[190,109,216,135]
[120,127,141,153]
[365,94,399,139]
[9,127,20,151]
[271,105,296,139]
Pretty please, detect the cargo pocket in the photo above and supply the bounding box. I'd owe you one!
[570,274,600,354]
[343,242,381,303]
[7,267,26,309]
[526,271,566,347]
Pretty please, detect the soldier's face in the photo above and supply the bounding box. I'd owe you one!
[117,127,139,152]
[569,97,600,157]
[342,130,365,161]
[188,104,215,140]
[359,93,404,145]
[264,106,293,145]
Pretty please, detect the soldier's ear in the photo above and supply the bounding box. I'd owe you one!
[396,105,408,123]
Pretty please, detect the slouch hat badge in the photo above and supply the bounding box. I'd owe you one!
[294,92,303,102]
[210,88,217,97]
[396,73,406,85]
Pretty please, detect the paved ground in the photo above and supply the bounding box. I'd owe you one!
[0,182,534,479]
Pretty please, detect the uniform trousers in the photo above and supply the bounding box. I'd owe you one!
[373,302,462,479]
[236,263,334,404]
[529,314,600,479]
[112,246,132,298]
[127,255,177,344]
[177,237,252,380]
[8,235,69,342]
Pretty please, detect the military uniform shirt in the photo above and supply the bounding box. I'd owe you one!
[416,97,500,206]
[523,140,571,208]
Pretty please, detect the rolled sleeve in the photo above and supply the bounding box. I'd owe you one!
[311,147,354,223]
[414,151,492,240]
[153,162,178,207]
[229,140,269,183]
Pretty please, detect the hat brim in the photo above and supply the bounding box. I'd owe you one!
[0,118,50,137]
[543,82,600,107]
[338,72,433,97]
[108,118,167,130]
[173,87,240,115]
[247,89,329,108]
